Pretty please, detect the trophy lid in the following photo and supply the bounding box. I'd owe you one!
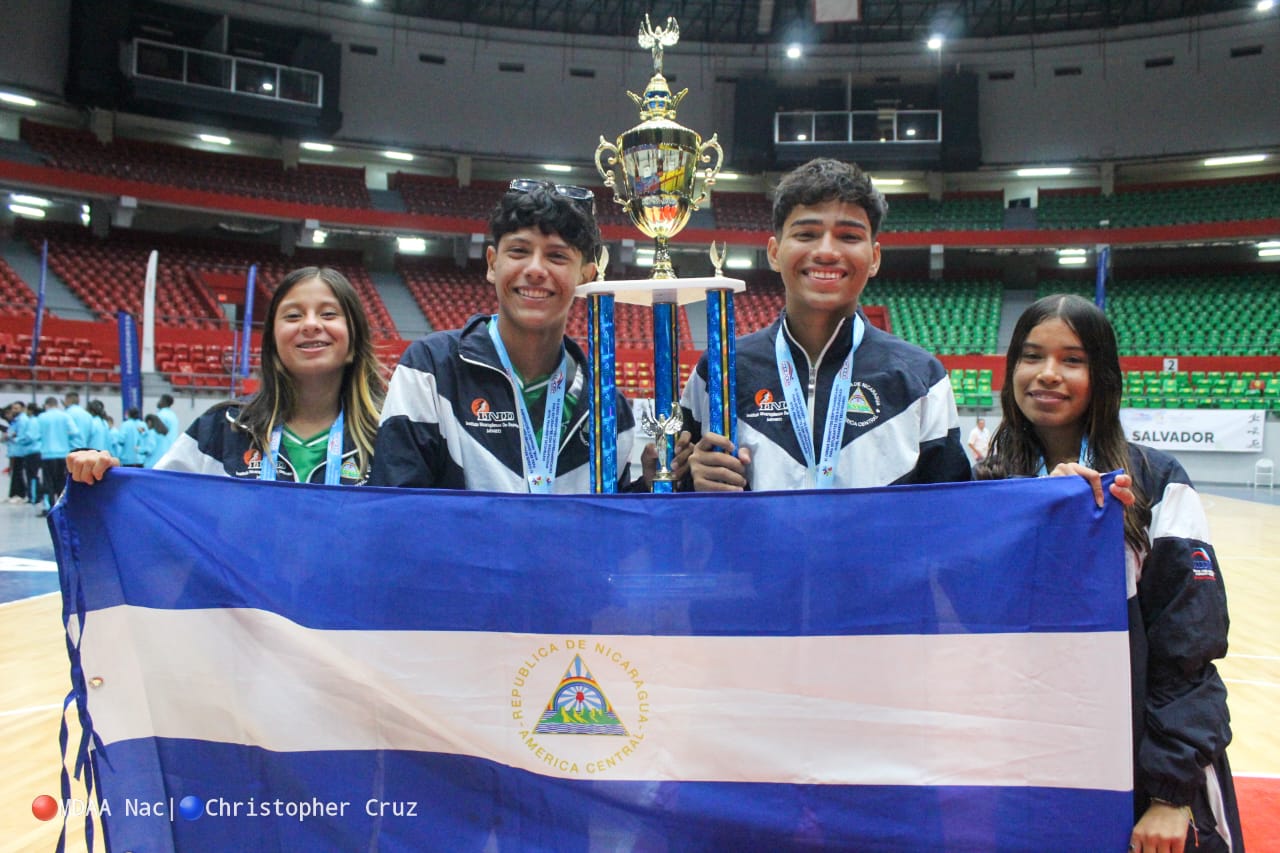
[628,74,688,122]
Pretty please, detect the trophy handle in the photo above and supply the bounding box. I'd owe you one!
[595,137,621,190]
[690,134,725,209]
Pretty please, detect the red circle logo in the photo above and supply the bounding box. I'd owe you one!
[471,398,491,416]
[32,795,58,821]
[754,389,774,406]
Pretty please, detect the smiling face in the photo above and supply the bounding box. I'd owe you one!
[767,199,881,326]
[486,226,594,343]
[272,276,352,384]
[1011,317,1092,446]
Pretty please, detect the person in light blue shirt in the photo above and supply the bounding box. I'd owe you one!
[141,414,169,468]
[63,392,94,443]
[85,400,111,451]
[116,408,147,466]
[37,396,80,511]
[155,394,181,457]
[5,401,33,503]
[17,403,43,502]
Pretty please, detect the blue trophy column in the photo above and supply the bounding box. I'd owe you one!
[651,300,679,493]
[587,293,617,494]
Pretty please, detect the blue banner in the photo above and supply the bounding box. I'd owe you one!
[49,472,1133,852]
[29,239,48,368]
[1095,245,1110,310]
[116,311,142,416]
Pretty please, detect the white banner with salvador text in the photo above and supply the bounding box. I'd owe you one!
[1120,408,1265,453]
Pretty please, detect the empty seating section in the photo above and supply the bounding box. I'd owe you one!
[948,367,996,408]
[882,193,1003,232]
[398,260,497,332]
[1123,370,1280,410]
[392,174,633,228]
[732,272,785,335]
[20,120,371,208]
[26,222,224,328]
[18,222,396,343]
[1038,178,1280,229]
[864,279,1002,355]
[1038,274,1280,357]
[156,340,255,389]
[711,191,772,232]
[0,332,116,384]
[393,175,508,219]
[0,260,37,317]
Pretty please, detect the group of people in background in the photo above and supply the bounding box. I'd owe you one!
[59,158,1239,852]
[3,391,180,512]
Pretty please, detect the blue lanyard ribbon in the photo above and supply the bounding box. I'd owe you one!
[775,314,865,488]
[488,316,569,494]
[260,410,346,485]
[1035,436,1092,477]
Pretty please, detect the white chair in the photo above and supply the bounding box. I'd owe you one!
[1254,458,1274,490]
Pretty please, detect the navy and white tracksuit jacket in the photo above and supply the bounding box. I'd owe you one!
[679,311,972,490]
[1125,444,1242,851]
[371,314,639,492]
[158,404,372,485]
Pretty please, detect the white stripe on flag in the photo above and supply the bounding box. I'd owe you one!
[81,605,1132,791]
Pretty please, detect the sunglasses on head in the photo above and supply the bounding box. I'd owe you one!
[507,178,595,213]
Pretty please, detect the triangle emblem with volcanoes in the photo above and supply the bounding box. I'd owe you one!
[847,386,874,414]
[533,654,628,736]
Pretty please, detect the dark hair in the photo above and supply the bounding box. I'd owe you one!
[977,294,1149,554]
[145,413,167,434]
[87,399,107,418]
[772,158,889,236]
[235,266,386,471]
[489,182,601,262]
[126,407,140,419]
[158,394,174,407]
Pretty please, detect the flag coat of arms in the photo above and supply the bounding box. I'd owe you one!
[50,469,1133,851]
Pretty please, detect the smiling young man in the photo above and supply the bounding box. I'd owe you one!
[678,158,971,491]
[371,180,645,492]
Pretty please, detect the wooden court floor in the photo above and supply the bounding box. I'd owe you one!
[1,490,1277,852]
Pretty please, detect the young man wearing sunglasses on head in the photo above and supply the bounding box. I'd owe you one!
[372,180,652,492]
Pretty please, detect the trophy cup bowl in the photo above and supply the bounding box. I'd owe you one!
[596,121,723,280]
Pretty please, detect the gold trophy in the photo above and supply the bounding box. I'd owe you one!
[581,16,742,494]
[595,15,724,280]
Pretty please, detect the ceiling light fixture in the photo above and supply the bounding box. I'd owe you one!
[301,142,335,152]
[383,150,414,161]
[1203,154,1267,167]
[0,92,38,107]
[1017,167,1072,177]
[198,134,231,145]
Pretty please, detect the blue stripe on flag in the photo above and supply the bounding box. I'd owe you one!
[92,738,1131,852]
[53,470,1125,637]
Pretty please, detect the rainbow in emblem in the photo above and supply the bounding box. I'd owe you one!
[534,654,628,736]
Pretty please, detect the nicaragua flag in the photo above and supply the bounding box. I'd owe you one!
[49,470,1134,852]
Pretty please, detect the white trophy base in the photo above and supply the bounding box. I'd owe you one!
[576,276,746,307]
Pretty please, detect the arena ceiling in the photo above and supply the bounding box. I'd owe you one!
[329,0,1250,45]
